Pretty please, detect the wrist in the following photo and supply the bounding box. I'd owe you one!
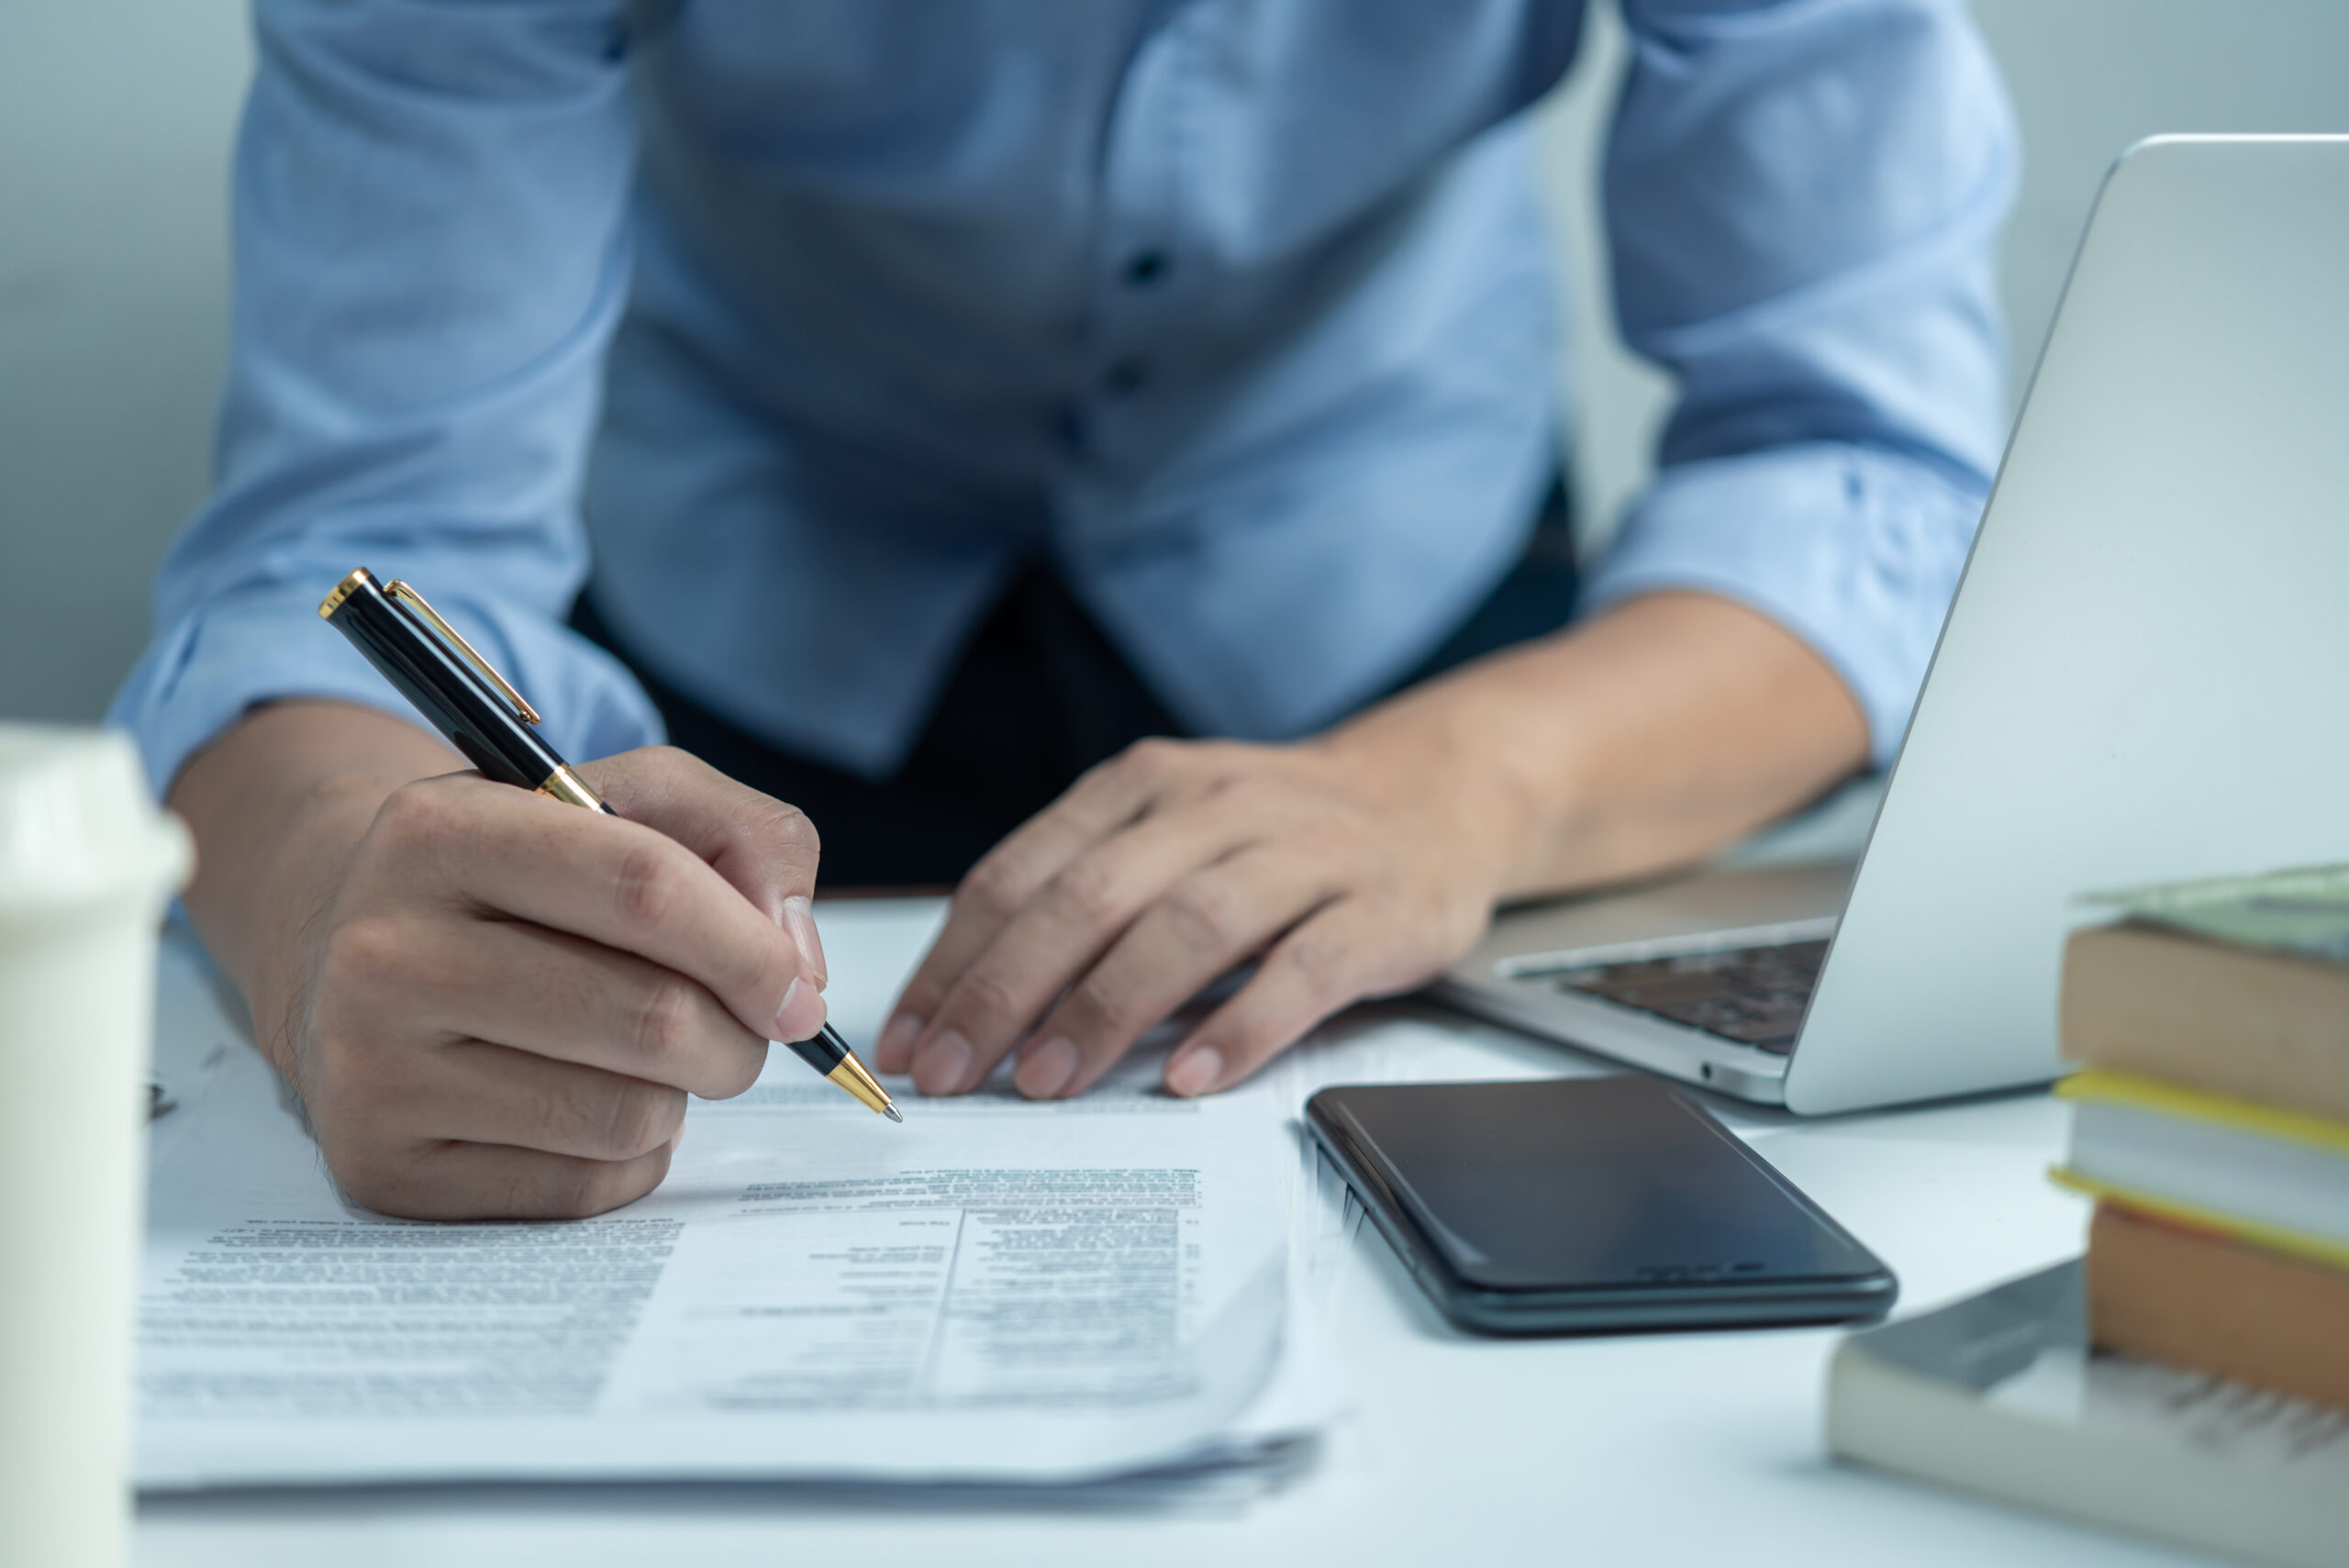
[169,703,456,1077]
[228,770,396,1081]
[1321,592,1874,903]
[1309,667,1570,901]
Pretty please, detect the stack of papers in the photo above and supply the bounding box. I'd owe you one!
[137,903,1353,1500]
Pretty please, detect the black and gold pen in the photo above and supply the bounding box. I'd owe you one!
[319,566,900,1123]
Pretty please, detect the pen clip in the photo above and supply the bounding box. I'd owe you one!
[383,580,544,727]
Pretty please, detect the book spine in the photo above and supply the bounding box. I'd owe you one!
[2060,924,2349,1122]
[2059,1070,2349,1156]
[2088,1203,2349,1413]
[2052,1167,2349,1273]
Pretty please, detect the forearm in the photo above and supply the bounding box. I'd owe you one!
[1319,590,1868,901]
[168,701,461,1070]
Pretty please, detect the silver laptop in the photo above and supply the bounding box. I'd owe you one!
[1439,135,2349,1113]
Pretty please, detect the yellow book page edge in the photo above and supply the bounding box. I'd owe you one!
[2048,1165,2349,1273]
[2055,1068,2349,1157]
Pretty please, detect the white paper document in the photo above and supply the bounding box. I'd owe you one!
[137,966,1322,1490]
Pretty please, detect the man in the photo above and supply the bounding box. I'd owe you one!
[117,1,2014,1220]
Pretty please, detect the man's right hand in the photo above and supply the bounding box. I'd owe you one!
[171,704,828,1221]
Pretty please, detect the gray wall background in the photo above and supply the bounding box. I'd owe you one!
[5,1,2346,725]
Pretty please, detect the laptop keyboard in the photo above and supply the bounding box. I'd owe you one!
[1540,940,1830,1055]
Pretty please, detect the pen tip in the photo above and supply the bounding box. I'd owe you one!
[883,1103,904,1124]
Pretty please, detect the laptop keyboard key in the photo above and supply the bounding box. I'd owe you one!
[1542,940,1828,1056]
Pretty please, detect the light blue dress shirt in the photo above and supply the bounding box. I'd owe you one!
[114,0,2016,795]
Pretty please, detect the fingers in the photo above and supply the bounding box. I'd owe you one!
[368,773,827,1045]
[371,1040,690,1164]
[1162,900,1395,1097]
[577,748,827,983]
[876,733,1496,1107]
[1013,848,1336,1099]
[875,740,1188,1072]
[334,1139,675,1224]
[326,913,769,1099]
[896,809,1252,1095]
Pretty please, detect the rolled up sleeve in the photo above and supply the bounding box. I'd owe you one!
[1580,0,2018,764]
[107,0,662,795]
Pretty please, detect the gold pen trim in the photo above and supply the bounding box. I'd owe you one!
[382,579,545,727]
[317,567,373,620]
[535,763,610,813]
[825,1053,901,1120]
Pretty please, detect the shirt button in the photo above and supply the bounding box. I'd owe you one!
[1121,250,1170,287]
[1103,357,1150,396]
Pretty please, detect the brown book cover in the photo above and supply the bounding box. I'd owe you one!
[2062,922,2349,1123]
[2087,1202,2349,1413]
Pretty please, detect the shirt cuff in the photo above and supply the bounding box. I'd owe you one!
[107,581,665,801]
[1578,442,1987,768]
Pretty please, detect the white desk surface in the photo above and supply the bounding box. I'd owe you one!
[136,884,2216,1568]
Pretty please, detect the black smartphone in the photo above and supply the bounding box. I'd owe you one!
[1306,1076,1897,1335]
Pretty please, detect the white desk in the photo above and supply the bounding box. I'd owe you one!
[135,893,2208,1568]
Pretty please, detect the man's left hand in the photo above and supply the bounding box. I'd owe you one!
[872,729,1523,1101]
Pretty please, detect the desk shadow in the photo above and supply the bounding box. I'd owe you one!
[1753,1450,2204,1564]
[138,1436,1323,1526]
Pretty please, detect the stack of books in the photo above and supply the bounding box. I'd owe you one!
[1823,864,2349,1568]
[2053,862,2349,1413]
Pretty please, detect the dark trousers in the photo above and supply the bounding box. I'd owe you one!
[573,489,1579,887]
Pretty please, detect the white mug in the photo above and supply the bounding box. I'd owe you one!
[0,726,191,1568]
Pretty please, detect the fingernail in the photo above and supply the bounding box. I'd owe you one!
[780,895,828,990]
[1165,1047,1223,1098]
[1015,1036,1079,1100]
[774,976,828,1042]
[875,1012,923,1073]
[912,1029,973,1097]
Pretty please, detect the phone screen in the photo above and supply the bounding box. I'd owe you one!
[1309,1076,1887,1297]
